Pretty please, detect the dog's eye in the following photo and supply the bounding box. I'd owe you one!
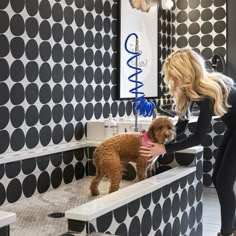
[167,125,172,130]
[158,126,163,130]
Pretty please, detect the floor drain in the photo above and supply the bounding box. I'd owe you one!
[48,212,65,218]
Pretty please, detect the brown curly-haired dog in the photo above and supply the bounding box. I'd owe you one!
[90,116,175,196]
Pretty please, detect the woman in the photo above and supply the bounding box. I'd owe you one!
[139,49,236,236]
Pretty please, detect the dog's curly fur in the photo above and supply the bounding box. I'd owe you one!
[90,117,175,196]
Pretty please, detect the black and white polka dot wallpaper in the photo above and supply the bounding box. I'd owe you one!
[157,0,227,105]
[173,0,226,68]
[0,0,134,155]
[157,7,174,106]
[0,0,229,207]
[0,0,227,155]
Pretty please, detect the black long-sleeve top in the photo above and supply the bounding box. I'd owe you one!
[165,86,236,154]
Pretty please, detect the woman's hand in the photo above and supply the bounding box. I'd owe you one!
[139,141,167,161]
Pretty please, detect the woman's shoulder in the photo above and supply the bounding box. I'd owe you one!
[228,85,236,104]
[196,96,213,105]
[194,97,214,111]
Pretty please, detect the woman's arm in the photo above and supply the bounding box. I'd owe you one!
[175,117,189,137]
[165,98,213,153]
[139,98,213,158]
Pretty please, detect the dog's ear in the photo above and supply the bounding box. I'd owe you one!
[147,122,157,142]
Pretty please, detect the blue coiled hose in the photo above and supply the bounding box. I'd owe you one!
[124,33,155,117]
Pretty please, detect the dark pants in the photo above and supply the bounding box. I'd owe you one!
[212,128,236,236]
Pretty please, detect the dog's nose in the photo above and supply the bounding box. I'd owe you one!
[165,134,170,138]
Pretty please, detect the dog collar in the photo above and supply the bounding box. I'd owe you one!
[141,130,150,146]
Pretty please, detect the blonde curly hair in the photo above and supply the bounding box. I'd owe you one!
[163,49,234,118]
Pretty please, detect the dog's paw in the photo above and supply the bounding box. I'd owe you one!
[91,189,100,196]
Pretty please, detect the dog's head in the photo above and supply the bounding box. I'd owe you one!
[147,116,175,144]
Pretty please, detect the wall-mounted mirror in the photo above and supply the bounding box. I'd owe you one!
[117,0,158,100]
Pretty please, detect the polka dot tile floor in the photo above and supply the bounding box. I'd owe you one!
[1,177,133,236]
